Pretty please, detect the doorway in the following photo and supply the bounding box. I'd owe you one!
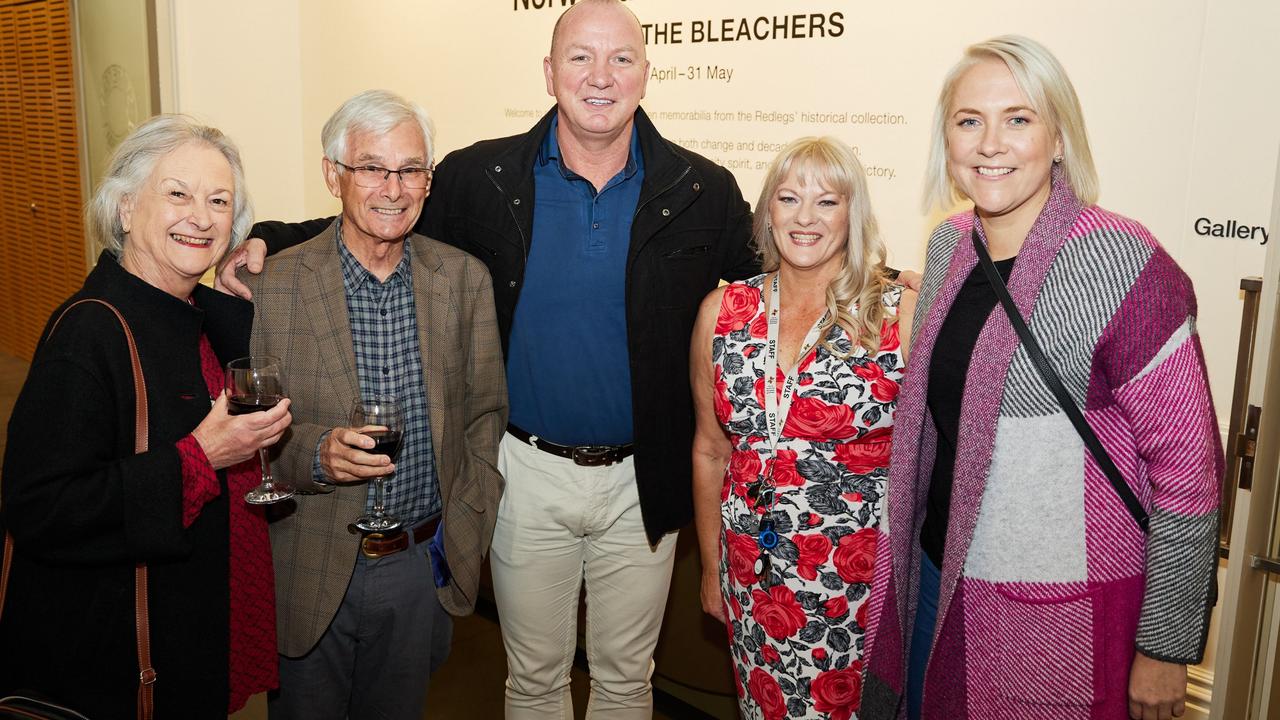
[1211,148,1280,719]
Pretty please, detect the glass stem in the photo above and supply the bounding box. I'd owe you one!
[373,476,387,518]
[258,447,273,490]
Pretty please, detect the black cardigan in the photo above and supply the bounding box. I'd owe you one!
[252,106,760,542]
[0,253,253,717]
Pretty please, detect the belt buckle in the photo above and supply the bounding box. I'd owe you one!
[360,531,393,559]
[572,445,615,466]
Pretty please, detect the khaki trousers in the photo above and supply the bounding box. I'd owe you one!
[492,432,679,720]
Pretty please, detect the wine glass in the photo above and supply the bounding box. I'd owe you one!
[225,356,294,504]
[349,394,404,532]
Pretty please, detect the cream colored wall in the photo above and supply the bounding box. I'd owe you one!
[163,0,307,233]
[165,0,1277,426]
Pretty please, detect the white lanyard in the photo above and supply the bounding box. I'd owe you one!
[763,273,830,456]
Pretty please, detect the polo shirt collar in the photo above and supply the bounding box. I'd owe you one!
[537,115,643,181]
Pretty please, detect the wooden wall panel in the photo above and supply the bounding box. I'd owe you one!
[0,0,85,361]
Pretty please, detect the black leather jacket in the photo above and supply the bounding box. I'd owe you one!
[253,106,758,541]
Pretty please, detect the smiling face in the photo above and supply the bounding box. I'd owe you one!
[543,1,649,147]
[118,141,235,297]
[768,169,850,279]
[946,58,1063,231]
[323,121,429,251]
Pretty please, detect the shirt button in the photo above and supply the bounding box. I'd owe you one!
[693,182,701,191]
[380,309,387,316]
[508,280,517,288]
[662,208,670,216]
[513,198,521,205]
[494,165,502,172]
[382,366,389,375]
[593,223,599,229]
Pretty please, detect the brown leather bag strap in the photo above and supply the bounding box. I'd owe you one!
[48,300,150,455]
[135,564,155,720]
[0,531,12,621]
[2,298,156,719]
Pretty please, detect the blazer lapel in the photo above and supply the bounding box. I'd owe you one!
[411,236,453,507]
[299,231,361,407]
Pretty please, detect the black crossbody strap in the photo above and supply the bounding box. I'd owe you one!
[971,230,1149,533]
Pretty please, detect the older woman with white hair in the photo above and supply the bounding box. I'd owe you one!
[0,115,291,717]
[861,36,1221,720]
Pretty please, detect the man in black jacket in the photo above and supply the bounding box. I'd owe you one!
[219,0,756,715]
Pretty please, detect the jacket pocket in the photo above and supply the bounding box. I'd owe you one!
[445,216,510,259]
[993,583,1102,707]
[653,236,718,310]
[663,244,710,258]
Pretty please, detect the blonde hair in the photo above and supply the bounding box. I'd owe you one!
[923,34,1098,210]
[754,137,893,354]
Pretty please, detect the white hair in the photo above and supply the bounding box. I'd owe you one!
[321,89,435,167]
[87,114,253,254]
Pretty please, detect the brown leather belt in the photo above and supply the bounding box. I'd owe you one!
[355,515,441,559]
[507,424,634,467]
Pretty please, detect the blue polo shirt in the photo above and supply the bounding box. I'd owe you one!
[505,118,643,445]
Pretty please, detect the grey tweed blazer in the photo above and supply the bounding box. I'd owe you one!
[243,223,507,657]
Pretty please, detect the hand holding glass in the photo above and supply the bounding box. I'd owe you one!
[225,356,293,504]
[349,395,404,532]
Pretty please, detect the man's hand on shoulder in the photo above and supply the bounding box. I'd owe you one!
[215,237,268,300]
[898,269,923,292]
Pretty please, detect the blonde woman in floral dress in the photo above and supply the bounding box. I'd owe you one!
[691,137,914,720]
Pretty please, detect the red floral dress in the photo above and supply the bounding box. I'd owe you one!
[713,275,903,720]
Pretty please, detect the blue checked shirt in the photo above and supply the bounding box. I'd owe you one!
[312,222,439,522]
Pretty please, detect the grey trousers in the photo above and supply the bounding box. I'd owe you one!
[269,536,453,720]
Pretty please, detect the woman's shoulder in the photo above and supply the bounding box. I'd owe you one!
[879,281,905,316]
[1070,205,1162,251]
[1065,205,1190,292]
[730,273,769,290]
[877,281,917,332]
[39,293,128,351]
[928,212,977,242]
[920,213,975,272]
[710,274,767,309]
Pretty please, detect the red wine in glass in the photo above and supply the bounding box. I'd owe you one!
[228,394,283,416]
[225,356,293,504]
[367,429,403,460]
[350,394,404,532]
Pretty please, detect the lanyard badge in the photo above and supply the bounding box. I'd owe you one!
[750,274,830,589]
[754,516,779,587]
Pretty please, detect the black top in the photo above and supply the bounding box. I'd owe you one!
[920,255,1016,568]
[0,252,252,717]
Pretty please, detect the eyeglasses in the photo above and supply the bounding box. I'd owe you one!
[334,161,434,189]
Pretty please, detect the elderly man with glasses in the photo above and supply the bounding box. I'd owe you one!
[239,88,506,720]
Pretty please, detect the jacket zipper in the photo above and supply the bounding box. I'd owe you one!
[487,171,529,266]
[634,165,691,221]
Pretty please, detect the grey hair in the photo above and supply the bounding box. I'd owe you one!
[87,114,253,254]
[923,34,1099,211]
[321,89,435,167]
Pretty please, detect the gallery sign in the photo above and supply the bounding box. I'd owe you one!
[1194,217,1270,245]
